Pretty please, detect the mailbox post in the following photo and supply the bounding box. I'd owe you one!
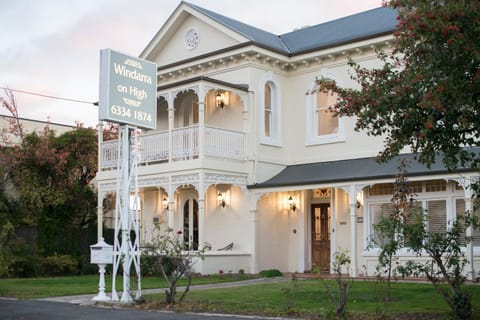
[90,237,113,301]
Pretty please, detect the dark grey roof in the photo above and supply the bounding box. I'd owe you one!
[183,2,397,56]
[248,153,477,189]
[184,2,288,53]
[280,7,398,55]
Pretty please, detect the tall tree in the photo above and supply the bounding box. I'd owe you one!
[0,89,98,257]
[318,0,480,169]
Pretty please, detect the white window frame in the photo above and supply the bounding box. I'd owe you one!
[306,77,345,145]
[364,180,480,257]
[260,75,282,146]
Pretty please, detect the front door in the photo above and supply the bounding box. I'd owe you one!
[311,203,330,272]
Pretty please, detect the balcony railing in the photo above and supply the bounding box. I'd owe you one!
[100,125,245,169]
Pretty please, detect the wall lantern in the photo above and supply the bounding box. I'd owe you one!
[216,91,225,109]
[163,197,169,210]
[217,192,226,207]
[288,196,296,212]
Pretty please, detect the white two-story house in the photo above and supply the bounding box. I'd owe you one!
[95,1,479,277]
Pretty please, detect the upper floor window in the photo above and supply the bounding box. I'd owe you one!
[264,83,272,137]
[260,78,281,146]
[306,80,344,145]
[316,90,339,136]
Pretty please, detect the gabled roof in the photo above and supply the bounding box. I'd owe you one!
[248,152,477,189]
[183,1,397,56]
[279,7,398,55]
[184,2,288,53]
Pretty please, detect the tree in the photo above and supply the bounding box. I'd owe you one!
[314,3,480,318]
[371,160,415,302]
[317,0,480,169]
[0,89,99,274]
[398,200,479,320]
[143,225,204,305]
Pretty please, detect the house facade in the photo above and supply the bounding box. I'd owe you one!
[95,1,479,278]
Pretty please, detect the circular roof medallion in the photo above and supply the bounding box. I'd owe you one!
[185,28,200,50]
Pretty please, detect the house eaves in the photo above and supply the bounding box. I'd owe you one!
[157,76,249,92]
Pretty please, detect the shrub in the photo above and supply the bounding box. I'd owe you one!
[39,254,78,276]
[259,269,282,277]
[77,254,98,275]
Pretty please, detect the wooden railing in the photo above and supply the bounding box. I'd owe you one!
[99,125,245,169]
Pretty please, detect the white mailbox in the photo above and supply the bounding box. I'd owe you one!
[90,238,113,264]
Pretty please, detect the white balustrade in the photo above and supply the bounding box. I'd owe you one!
[99,125,245,169]
[205,126,245,160]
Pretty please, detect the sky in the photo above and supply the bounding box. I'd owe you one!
[0,0,382,128]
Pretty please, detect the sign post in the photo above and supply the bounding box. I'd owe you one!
[98,49,157,303]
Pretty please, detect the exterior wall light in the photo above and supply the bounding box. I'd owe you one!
[288,196,296,212]
[163,197,169,210]
[218,192,226,207]
[216,91,225,109]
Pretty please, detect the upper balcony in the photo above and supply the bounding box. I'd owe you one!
[98,77,250,171]
[100,125,245,169]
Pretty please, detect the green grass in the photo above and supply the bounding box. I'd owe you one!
[2,275,480,318]
[143,278,480,318]
[0,273,253,299]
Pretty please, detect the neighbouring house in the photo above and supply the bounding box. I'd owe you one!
[0,114,75,146]
[95,1,479,277]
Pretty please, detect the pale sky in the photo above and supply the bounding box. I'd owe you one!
[0,0,382,127]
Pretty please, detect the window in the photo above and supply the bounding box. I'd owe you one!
[370,203,394,246]
[456,199,480,246]
[316,90,338,136]
[427,200,447,234]
[367,180,478,250]
[260,79,281,145]
[306,81,345,145]
[264,83,272,137]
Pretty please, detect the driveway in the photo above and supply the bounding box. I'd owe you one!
[0,298,281,320]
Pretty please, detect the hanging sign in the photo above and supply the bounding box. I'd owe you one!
[99,48,157,130]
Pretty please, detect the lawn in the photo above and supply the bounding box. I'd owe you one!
[2,274,480,319]
[143,278,480,319]
[0,273,253,299]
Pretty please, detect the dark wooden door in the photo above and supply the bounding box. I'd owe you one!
[311,203,330,272]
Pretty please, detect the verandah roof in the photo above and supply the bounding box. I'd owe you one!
[248,152,478,189]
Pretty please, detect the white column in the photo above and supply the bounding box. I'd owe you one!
[167,179,174,230]
[340,184,364,277]
[349,200,357,277]
[167,93,174,163]
[198,172,205,250]
[454,176,477,280]
[198,84,205,161]
[465,193,475,280]
[297,191,306,273]
[249,192,260,274]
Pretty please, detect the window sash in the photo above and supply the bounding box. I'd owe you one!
[316,91,338,136]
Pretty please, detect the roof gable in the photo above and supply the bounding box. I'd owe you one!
[183,2,289,54]
[142,3,398,62]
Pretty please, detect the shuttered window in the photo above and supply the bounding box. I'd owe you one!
[370,203,395,246]
[456,198,480,246]
[427,200,447,235]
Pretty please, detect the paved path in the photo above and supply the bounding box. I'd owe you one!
[38,277,290,306]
